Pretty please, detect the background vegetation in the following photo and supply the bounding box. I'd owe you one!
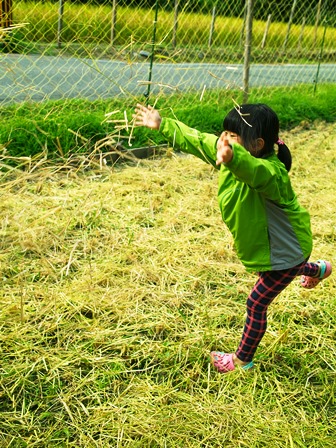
[10,1,336,51]
[1,85,335,160]
[57,0,336,23]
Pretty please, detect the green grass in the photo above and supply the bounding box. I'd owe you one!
[0,117,335,446]
[1,84,335,160]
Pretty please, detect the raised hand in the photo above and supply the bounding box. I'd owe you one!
[216,134,233,165]
[133,103,162,130]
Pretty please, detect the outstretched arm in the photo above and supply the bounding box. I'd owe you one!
[133,103,162,130]
[134,103,218,167]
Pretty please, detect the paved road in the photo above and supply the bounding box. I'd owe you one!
[0,54,335,104]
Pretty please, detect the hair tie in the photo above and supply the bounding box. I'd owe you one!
[277,138,285,145]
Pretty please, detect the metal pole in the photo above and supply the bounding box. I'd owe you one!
[298,16,306,50]
[283,0,297,51]
[243,0,253,103]
[240,2,247,47]
[314,0,322,46]
[57,0,65,49]
[208,6,216,48]
[145,0,159,104]
[172,0,178,49]
[313,20,327,94]
[261,14,272,49]
[111,0,117,45]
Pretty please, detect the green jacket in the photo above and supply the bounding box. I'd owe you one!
[160,117,312,272]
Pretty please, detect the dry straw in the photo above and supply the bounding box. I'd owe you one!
[0,121,335,446]
[0,23,28,40]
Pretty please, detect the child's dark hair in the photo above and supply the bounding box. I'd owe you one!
[223,103,292,171]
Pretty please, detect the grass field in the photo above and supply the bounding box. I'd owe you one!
[0,117,335,446]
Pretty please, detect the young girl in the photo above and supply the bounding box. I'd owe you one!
[133,103,332,374]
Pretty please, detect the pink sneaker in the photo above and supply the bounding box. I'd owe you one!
[210,352,254,374]
[301,260,332,289]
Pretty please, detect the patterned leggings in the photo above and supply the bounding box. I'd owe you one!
[236,260,320,362]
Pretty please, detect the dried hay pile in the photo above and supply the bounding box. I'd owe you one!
[0,121,335,446]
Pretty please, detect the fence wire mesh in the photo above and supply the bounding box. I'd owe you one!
[0,0,335,108]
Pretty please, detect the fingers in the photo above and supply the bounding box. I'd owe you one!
[216,138,233,165]
[133,103,148,126]
[216,149,229,165]
[134,103,152,114]
[132,103,161,130]
[133,117,144,126]
[134,103,146,113]
[134,103,151,117]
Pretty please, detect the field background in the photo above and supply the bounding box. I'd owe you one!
[1,1,336,103]
[1,0,335,160]
[8,0,336,61]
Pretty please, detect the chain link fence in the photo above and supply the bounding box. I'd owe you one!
[0,0,335,108]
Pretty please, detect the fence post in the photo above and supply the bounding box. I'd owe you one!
[1,0,13,28]
[313,19,327,94]
[172,0,178,48]
[145,0,159,104]
[57,0,65,49]
[208,6,216,48]
[314,0,322,46]
[261,14,271,49]
[111,0,117,45]
[283,0,297,50]
[240,3,247,47]
[298,16,305,49]
[243,0,253,103]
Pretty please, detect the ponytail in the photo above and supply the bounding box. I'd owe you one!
[276,138,292,172]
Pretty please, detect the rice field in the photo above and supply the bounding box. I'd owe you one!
[0,120,335,446]
[12,1,336,52]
